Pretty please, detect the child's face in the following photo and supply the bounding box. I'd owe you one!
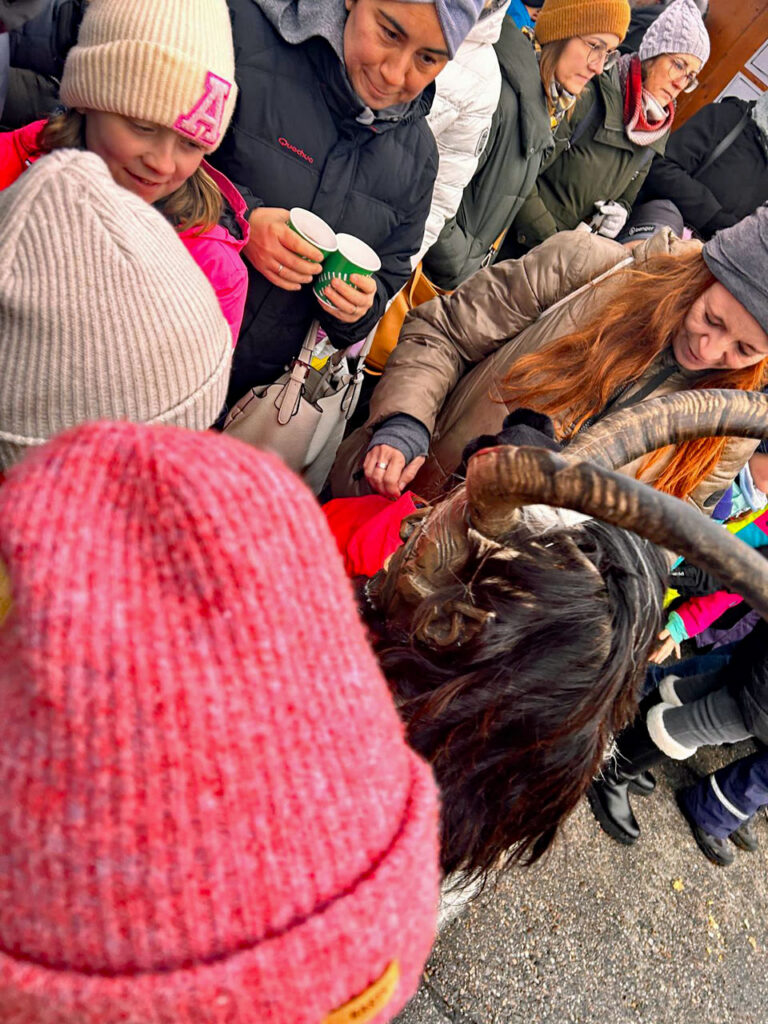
[83,111,206,204]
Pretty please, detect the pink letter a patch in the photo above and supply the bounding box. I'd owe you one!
[175,72,232,147]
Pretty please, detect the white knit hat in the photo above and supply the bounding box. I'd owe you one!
[638,0,710,67]
[60,0,237,152]
[0,149,232,472]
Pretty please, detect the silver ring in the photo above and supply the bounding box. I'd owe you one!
[352,305,360,315]
[376,461,389,470]
[277,263,284,276]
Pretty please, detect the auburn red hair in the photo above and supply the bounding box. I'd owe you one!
[502,250,768,501]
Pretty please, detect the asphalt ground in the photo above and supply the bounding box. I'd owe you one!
[396,741,767,1024]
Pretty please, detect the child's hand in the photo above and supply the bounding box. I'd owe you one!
[649,628,681,665]
[244,207,323,291]
[316,273,377,323]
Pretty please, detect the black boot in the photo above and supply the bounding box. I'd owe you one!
[587,715,663,845]
[628,770,657,796]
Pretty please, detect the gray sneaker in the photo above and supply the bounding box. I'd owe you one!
[730,815,759,853]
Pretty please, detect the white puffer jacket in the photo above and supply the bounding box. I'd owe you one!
[414,0,507,266]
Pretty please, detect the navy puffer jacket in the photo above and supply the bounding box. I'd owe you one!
[210,0,438,402]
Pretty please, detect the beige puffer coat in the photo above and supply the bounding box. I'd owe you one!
[331,228,758,512]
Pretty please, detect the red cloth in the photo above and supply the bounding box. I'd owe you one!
[324,492,420,578]
[0,120,45,190]
[0,421,439,1023]
[0,124,249,344]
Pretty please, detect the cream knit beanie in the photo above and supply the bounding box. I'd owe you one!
[60,0,237,152]
[0,149,232,472]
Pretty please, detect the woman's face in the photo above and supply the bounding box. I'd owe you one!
[643,52,702,107]
[673,281,768,372]
[554,33,621,95]
[83,111,205,203]
[343,0,450,110]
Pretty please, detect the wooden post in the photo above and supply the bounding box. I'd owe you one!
[674,0,768,128]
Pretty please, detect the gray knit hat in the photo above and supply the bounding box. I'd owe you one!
[0,149,232,472]
[703,206,768,336]
[407,0,486,56]
[638,0,710,66]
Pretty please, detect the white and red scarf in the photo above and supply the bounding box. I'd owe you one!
[619,54,674,146]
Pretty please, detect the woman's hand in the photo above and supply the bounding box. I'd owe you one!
[363,444,425,500]
[317,273,377,323]
[649,628,681,665]
[244,207,323,291]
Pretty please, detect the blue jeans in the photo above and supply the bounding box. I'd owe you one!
[643,645,736,695]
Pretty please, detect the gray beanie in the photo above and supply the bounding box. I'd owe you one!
[406,0,486,56]
[703,206,768,336]
[617,198,684,244]
[638,0,710,66]
[0,149,232,472]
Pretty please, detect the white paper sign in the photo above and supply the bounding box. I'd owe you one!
[716,72,765,102]
[747,38,768,86]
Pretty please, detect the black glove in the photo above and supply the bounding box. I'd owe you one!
[456,409,562,480]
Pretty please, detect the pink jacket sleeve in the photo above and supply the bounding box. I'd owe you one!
[676,590,744,639]
[179,162,250,347]
[181,232,249,346]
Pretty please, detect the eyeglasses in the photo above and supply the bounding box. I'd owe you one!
[667,55,699,93]
[578,36,620,72]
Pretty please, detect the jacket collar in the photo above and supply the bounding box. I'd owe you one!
[496,20,553,156]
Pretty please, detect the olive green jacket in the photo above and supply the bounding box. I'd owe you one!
[511,66,670,251]
[422,20,553,290]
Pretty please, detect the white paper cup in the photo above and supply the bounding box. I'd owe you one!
[288,208,338,258]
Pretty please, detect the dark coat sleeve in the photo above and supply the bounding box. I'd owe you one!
[640,100,748,235]
[316,134,437,349]
[724,617,768,745]
[8,0,83,78]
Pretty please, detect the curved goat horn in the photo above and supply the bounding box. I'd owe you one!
[467,445,768,620]
[565,389,768,469]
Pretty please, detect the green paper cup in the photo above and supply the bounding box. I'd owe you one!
[313,232,381,307]
[288,208,337,260]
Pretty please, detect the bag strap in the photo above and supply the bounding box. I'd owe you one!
[407,263,425,304]
[567,87,605,151]
[694,107,751,180]
[275,319,319,425]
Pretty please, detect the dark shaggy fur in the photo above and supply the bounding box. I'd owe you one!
[365,518,667,878]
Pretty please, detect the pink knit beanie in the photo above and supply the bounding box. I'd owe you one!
[0,423,440,1024]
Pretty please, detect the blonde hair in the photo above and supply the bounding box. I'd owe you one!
[39,110,222,235]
